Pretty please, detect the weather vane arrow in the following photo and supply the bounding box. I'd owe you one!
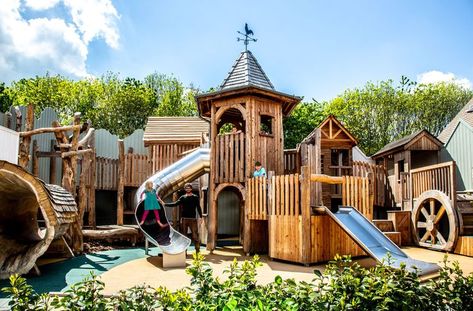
[237,23,257,50]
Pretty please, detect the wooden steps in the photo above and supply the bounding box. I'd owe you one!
[372,211,412,247]
[373,220,394,232]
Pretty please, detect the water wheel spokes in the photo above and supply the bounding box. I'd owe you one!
[412,190,458,252]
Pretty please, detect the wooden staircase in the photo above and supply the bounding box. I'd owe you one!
[372,211,412,247]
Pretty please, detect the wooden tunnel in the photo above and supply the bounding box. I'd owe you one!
[0,160,77,279]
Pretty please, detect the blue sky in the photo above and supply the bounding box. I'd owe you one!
[1,0,473,101]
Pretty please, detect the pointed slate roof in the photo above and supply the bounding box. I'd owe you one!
[220,50,274,90]
[438,98,473,143]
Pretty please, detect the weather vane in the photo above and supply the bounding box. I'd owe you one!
[237,23,257,50]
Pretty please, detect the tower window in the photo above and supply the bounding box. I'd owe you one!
[260,115,273,135]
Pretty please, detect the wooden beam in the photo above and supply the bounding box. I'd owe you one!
[20,125,82,137]
[61,149,94,158]
[117,139,125,225]
[310,174,343,184]
[32,140,39,177]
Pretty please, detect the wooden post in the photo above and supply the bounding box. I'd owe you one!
[5,111,12,129]
[267,171,274,255]
[14,106,22,132]
[77,153,90,231]
[300,165,311,264]
[69,113,81,197]
[117,139,125,225]
[32,140,39,177]
[18,104,34,168]
[49,140,57,184]
[88,134,96,228]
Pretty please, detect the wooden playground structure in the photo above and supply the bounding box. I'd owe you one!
[1,49,473,278]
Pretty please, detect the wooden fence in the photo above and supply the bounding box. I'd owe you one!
[410,161,456,201]
[283,149,299,174]
[341,176,373,220]
[124,153,151,187]
[271,174,300,216]
[246,177,267,220]
[150,143,199,172]
[352,161,390,207]
[95,157,119,190]
[215,132,245,183]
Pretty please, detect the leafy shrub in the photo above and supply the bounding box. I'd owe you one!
[2,254,473,310]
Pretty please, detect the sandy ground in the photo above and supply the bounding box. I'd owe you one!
[99,246,473,294]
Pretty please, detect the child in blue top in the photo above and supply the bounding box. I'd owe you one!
[253,161,266,177]
[140,181,168,228]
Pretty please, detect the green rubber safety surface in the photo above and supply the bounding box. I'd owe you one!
[0,247,162,297]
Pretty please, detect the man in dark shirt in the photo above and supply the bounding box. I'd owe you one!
[166,183,203,252]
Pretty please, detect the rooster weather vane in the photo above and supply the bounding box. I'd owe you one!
[237,23,257,50]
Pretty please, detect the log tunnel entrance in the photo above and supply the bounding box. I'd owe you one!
[0,160,77,279]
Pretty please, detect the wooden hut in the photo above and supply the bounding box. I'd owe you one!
[371,129,443,210]
[196,50,301,252]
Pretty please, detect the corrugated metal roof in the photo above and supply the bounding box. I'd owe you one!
[144,117,209,145]
[220,50,274,90]
[438,98,473,143]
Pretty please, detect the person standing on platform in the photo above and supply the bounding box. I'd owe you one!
[253,161,266,177]
[166,183,203,252]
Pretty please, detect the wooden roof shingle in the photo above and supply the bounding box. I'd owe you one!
[372,129,442,158]
[144,117,209,145]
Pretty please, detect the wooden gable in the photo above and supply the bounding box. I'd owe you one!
[405,131,442,151]
[318,115,357,147]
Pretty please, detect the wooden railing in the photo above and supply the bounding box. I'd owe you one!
[246,176,268,220]
[352,161,390,207]
[271,174,300,216]
[215,132,245,183]
[124,153,152,187]
[411,161,456,201]
[95,157,118,190]
[341,176,373,220]
[150,143,199,172]
[283,149,299,174]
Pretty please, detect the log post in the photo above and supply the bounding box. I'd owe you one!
[117,139,125,225]
[49,140,57,184]
[78,153,91,230]
[300,165,311,264]
[88,134,96,228]
[18,104,34,168]
[5,111,12,129]
[69,113,81,197]
[14,106,22,132]
[32,140,39,177]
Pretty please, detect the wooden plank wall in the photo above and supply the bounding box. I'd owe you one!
[124,153,151,187]
[341,176,373,220]
[215,132,245,183]
[410,161,456,201]
[246,176,267,220]
[454,236,473,257]
[150,143,199,172]
[271,174,300,217]
[310,215,366,262]
[95,157,118,190]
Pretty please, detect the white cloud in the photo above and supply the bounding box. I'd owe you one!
[0,0,119,82]
[417,70,472,89]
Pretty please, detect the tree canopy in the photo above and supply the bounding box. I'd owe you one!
[2,73,198,138]
[323,77,473,155]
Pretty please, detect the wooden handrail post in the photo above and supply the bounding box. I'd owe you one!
[18,104,34,168]
[117,139,125,225]
[300,165,311,264]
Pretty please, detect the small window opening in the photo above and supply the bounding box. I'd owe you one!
[260,115,273,135]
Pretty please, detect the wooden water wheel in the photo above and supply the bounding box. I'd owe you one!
[412,190,458,251]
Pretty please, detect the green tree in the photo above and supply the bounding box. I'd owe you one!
[324,77,473,155]
[144,73,197,117]
[0,82,13,112]
[283,100,325,148]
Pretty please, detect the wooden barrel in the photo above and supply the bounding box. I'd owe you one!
[0,160,77,279]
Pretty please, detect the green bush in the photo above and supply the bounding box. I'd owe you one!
[2,254,473,310]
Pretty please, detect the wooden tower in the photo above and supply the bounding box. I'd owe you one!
[196,50,301,251]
